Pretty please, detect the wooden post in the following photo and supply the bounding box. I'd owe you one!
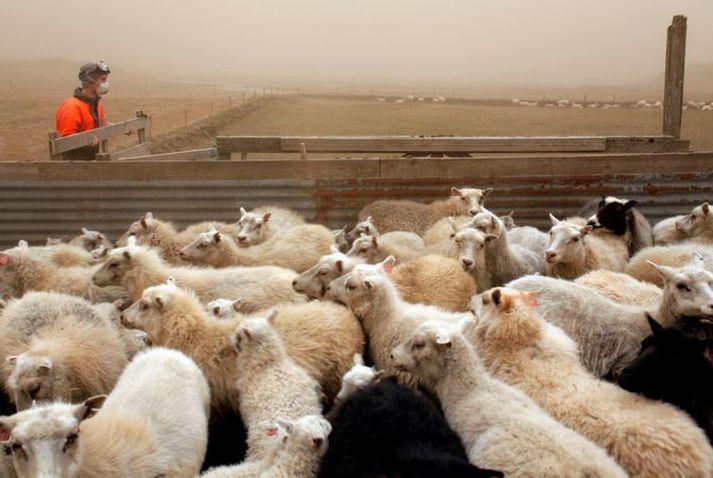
[136,111,147,144]
[48,132,60,160]
[300,142,308,160]
[663,15,687,138]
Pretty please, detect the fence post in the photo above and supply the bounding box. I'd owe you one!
[136,111,147,144]
[47,132,60,160]
[663,15,687,138]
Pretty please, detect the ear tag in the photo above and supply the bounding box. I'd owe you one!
[383,263,394,274]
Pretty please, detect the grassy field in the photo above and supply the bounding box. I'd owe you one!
[2,94,712,160]
[216,96,713,151]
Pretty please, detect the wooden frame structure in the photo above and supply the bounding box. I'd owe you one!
[48,111,151,161]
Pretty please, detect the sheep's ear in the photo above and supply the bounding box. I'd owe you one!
[335,260,344,273]
[365,216,373,224]
[703,202,710,215]
[263,212,272,223]
[435,330,452,347]
[17,240,28,249]
[380,255,396,273]
[81,227,90,234]
[37,358,52,375]
[451,187,463,197]
[549,213,560,226]
[646,314,664,336]
[5,356,17,366]
[329,244,340,254]
[311,437,324,449]
[165,276,177,288]
[580,225,593,237]
[491,288,502,306]
[213,231,222,243]
[624,200,638,210]
[239,207,247,217]
[0,253,14,266]
[457,315,476,332]
[208,223,217,233]
[690,252,705,268]
[0,299,6,311]
[74,395,107,422]
[484,234,498,243]
[0,417,16,442]
[647,261,677,282]
[411,335,426,349]
[145,212,154,220]
[371,236,379,248]
[353,353,364,366]
[521,291,539,308]
[112,299,124,310]
[231,298,243,312]
[482,187,494,197]
[122,250,132,260]
[265,310,278,326]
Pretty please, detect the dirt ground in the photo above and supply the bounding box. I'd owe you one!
[2,94,711,160]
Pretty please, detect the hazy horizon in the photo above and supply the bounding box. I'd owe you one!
[1,0,712,88]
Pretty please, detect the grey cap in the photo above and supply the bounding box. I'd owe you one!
[78,61,110,83]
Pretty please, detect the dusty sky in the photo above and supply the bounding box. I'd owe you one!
[1,0,711,87]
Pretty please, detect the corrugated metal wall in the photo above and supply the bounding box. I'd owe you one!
[1,170,711,248]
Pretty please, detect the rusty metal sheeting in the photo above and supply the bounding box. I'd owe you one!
[0,171,711,248]
[0,180,315,247]
[316,172,713,231]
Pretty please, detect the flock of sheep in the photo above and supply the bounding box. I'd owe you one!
[0,187,712,477]
[513,98,713,110]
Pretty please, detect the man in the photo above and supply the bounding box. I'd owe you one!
[54,61,112,160]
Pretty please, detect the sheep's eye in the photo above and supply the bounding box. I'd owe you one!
[197,243,206,249]
[255,224,262,229]
[676,283,690,292]
[346,284,356,291]
[412,341,425,350]
[318,270,327,276]
[63,433,78,452]
[571,237,579,243]
[109,262,118,268]
[360,249,368,254]
[140,302,149,311]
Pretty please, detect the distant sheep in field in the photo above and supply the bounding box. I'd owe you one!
[587,103,599,108]
[235,206,305,247]
[571,103,584,108]
[545,103,556,108]
[471,287,713,478]
[358,187,493,235]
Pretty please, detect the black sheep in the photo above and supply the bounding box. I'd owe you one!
[618,315,713,443]
[580,196,653,256]
[318,378,503,478]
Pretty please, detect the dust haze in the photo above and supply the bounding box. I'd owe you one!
[1,0,712,89]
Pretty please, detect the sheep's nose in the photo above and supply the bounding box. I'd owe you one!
[461,258,473,269]
[469,209,478,216]
[545,251,557,261]
[389,353,394,360]
[237,236,247,243]
[292,279,298,287]
[178,250,186,258]
[27,384,40,399]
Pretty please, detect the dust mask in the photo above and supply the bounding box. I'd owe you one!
[96,81,110,95]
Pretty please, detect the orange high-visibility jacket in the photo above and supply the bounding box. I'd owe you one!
[55,89,105,137]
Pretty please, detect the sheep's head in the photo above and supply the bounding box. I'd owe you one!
[470,208,503,236]
[586,196,637,236]
[116,212,156,246]
[0,396,106,478]
[391,318,473,383]
[236,207,271,247]
[545,215,591,265]
[5,352,63,411]
[675,202,711,235]
[179,229,223,265]
[120,279,180,340]
[293,251,359,299]
[263,415,332,462]
[91,242,139,287]
[346,235,381,263]
[332,227,350,254]
[335,353,383,403]
[343,257,396,318]
[451,187,493,216]
[470,288,541,346]
[72,228,113,252]
[206,298,243,319]
[649,255,713,319]
[346,217,378,242]
[231,312,279,355]
[450,219,494,272]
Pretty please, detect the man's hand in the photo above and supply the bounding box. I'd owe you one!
[90,136,99,147]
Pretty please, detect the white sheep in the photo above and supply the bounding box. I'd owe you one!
[450,218,495,290]
[0,347,210,478]
[357,187,493,235]
[91,241,304,310]
[390,319,628,477]
[200,415,331,478]
[121,280,363,403]
[342,257,469,387]
[574,270,662,308]
[469,208,545,285]
[471,287,713,477]
[235,206,305,247]
[345,216,425,253]
[69,227,114,252]
[346,234,423,264]
[673,202,713,243]
[634,99,648,108]
[507,254,713,378]
[587,103,599,108]
[179,224,334,273]
[334,353,383,404]
[545,214,628,279]
[232,313,322,460]
[0,246,126,303]
[332,226,350,253]
[115,212,187,263]
[571,103,584,108]
[24,242,95,268]
[625,243,713,287]
[0,292,129,410]
[292,248,365,300]
[653,214,688,245]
